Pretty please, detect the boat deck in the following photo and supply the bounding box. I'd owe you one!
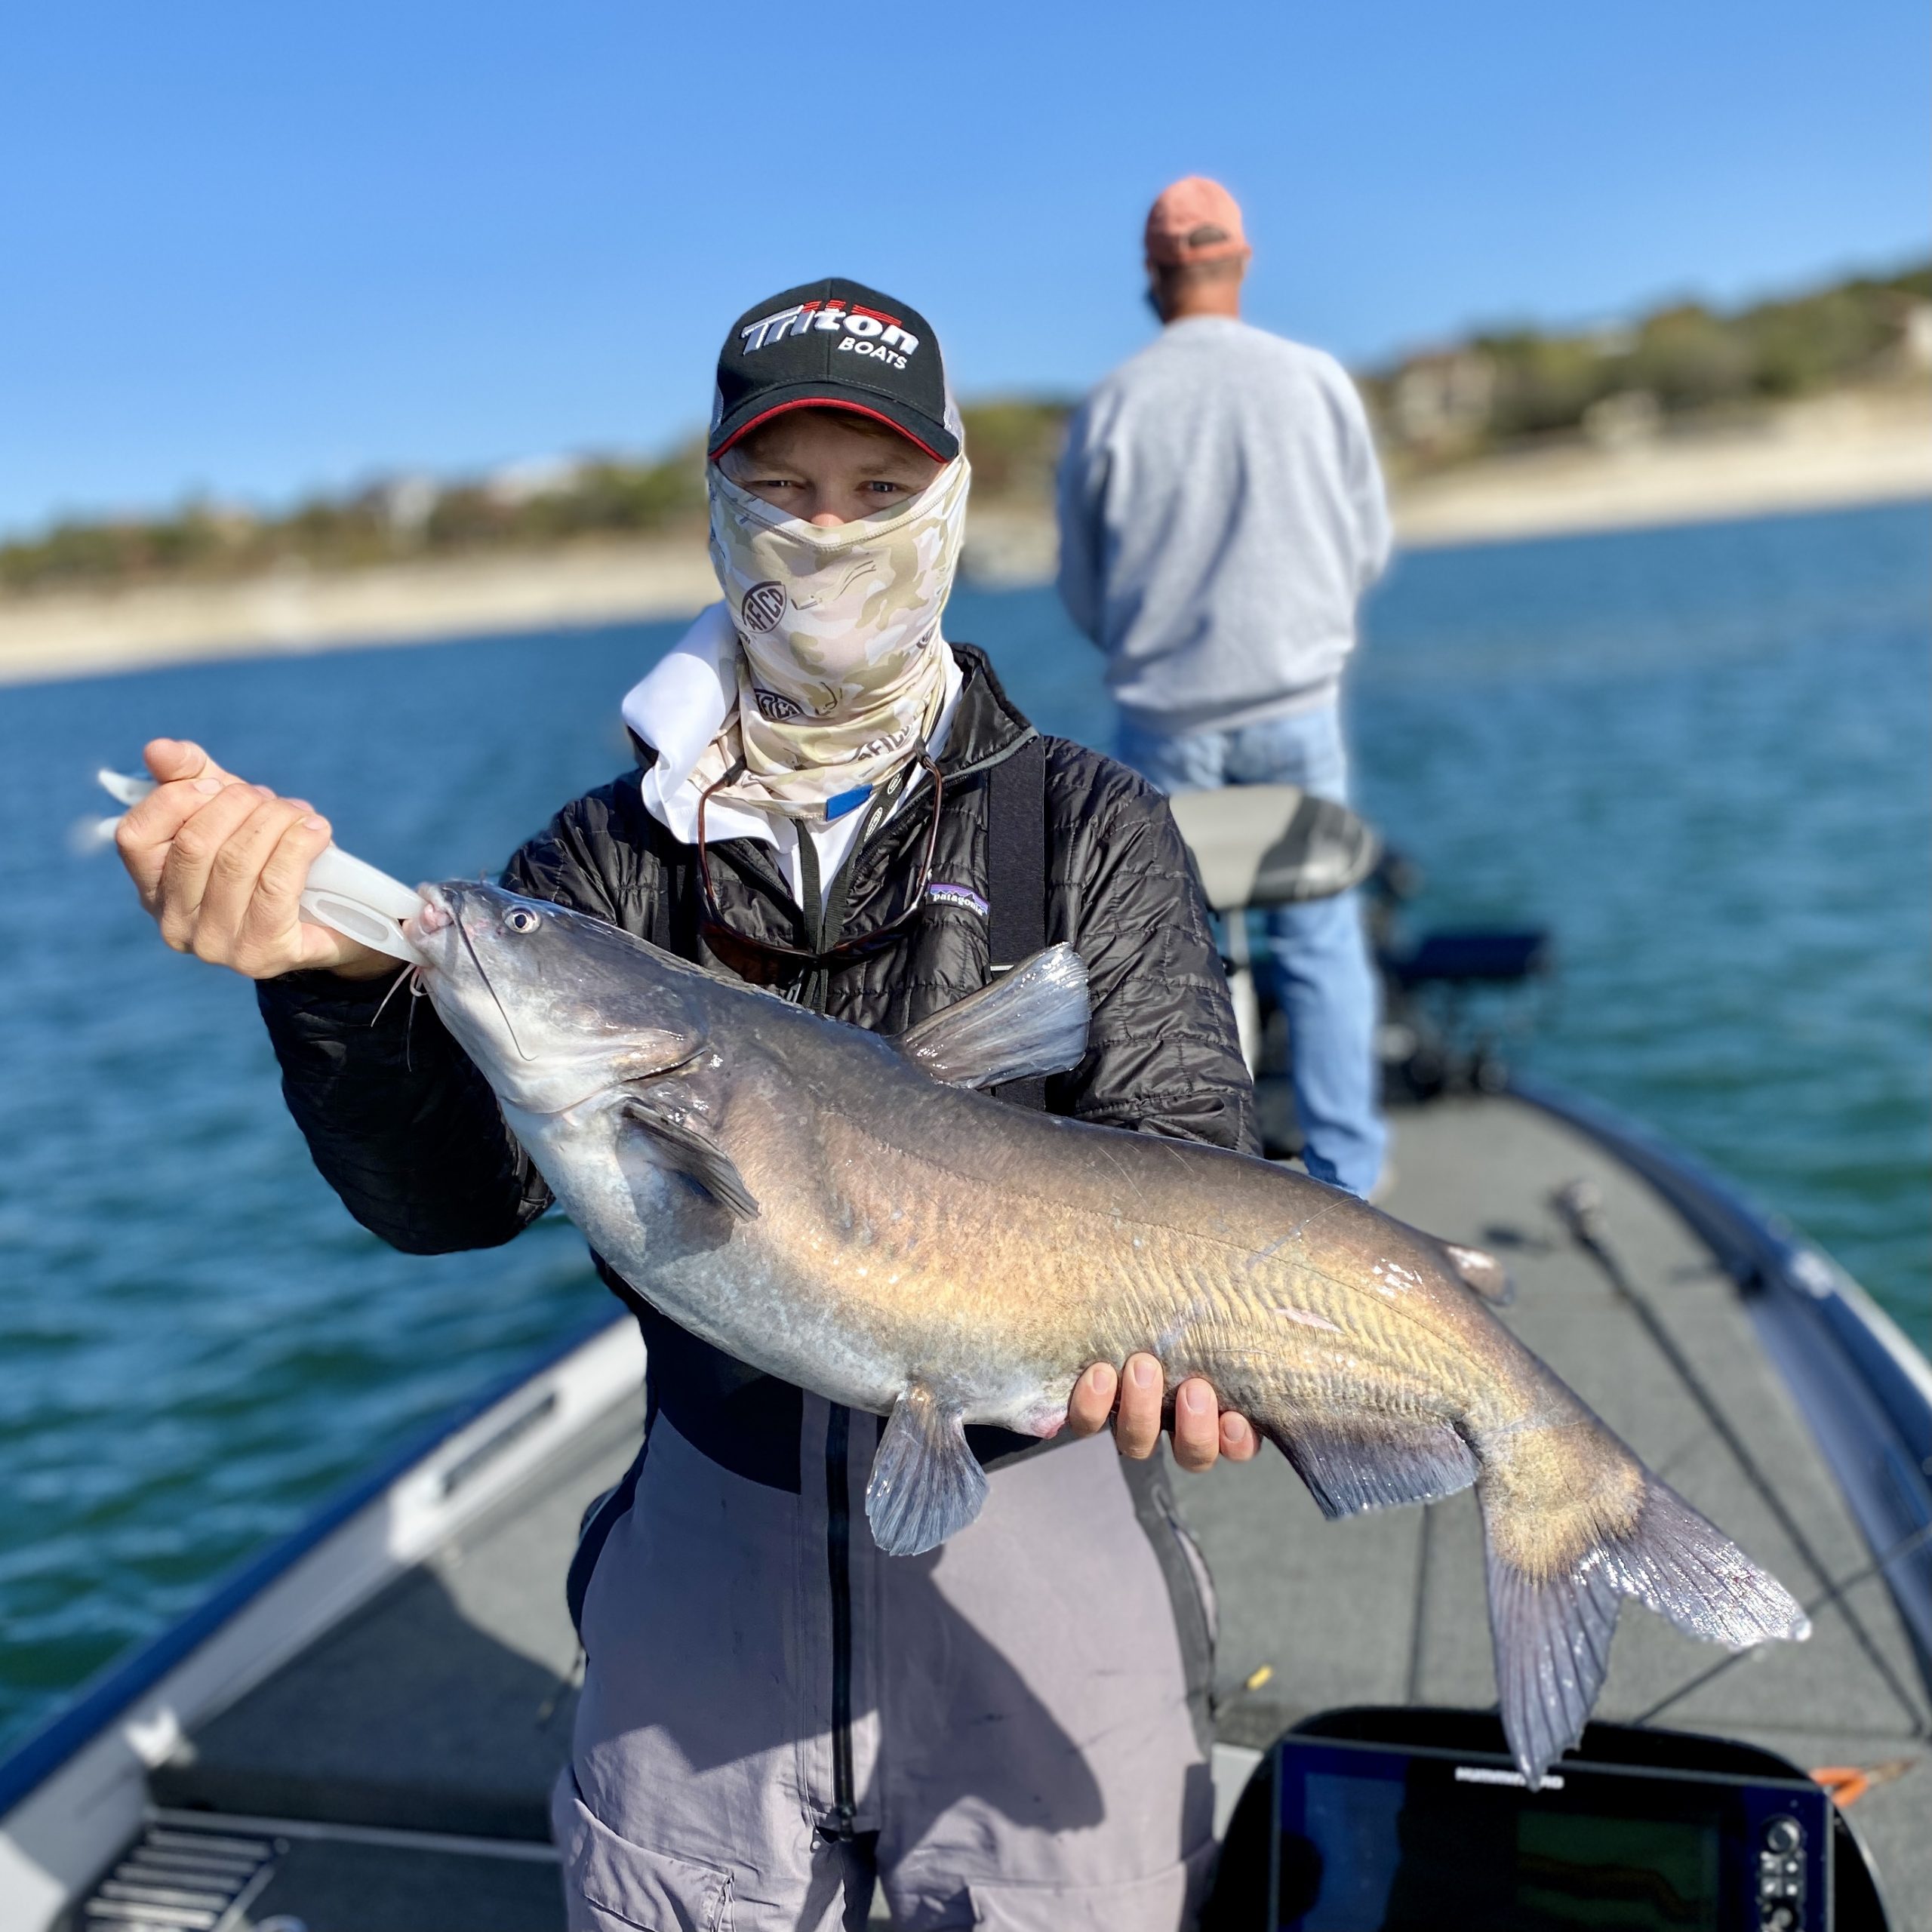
[1184,1094,1930,1923]
[85,1095,1930,1930]
[128,1391,639,1927]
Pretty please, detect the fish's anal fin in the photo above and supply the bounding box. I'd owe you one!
[1438,1240,1515,1306]
[617,1095,758,1221]
[866,1385,989,1556]
[1263,1413,1478,1520]
[896,945,1090,1091]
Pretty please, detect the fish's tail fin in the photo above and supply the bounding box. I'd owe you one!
[1478,1433,1809,1788]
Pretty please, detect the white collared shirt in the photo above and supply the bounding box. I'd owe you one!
[620,602,964,912]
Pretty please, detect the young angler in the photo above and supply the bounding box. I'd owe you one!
[116,278,1260,1929]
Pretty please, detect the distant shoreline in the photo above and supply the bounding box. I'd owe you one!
[1391,386,1932,549]
[4,387,1926,689]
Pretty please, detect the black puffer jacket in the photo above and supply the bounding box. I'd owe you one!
[257,646,1255,1490]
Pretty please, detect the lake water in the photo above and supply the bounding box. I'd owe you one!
[1,500,1926,1752]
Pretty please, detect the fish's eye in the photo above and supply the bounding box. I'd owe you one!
[505,908,540,934]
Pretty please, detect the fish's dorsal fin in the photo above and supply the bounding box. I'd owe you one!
[866,1385,989,1555]
[617,1093,759,1221]
[896,945,1090,1091]
[1437,1238,1514,1306]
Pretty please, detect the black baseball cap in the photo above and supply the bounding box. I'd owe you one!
[709,277,959,464]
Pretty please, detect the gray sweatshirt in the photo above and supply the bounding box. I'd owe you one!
[1055,315,1392,733]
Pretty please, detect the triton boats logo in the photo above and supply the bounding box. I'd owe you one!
[740,582,786,633]
[740,300,921,371]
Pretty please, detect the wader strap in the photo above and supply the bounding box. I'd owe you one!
[987,733,1049,1112]
[566,1373,657,1640]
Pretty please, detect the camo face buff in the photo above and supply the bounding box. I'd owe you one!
[696,453,971,823]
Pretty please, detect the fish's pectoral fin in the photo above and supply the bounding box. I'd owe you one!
[1262,1412,1478,1520]
[616,1095,758,1221]
[866,1385,989,1556]
[1437,1239,1514,1306]
[895,945,1090,1091]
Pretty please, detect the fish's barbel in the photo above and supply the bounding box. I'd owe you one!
[95,768,426,964]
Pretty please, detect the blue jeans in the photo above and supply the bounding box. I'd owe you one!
[1119,706,1386,1198]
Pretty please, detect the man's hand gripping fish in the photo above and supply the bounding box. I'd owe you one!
[410,880,1808,1786]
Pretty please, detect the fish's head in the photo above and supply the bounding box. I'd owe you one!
[408,881,711,1114]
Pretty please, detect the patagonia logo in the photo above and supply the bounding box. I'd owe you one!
[740,299,920,358]
[740,582,786,633]
[926,882,989,917]
[751,686,804,722]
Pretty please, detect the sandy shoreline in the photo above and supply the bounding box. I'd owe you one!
[4,387,1926,689]
[0,545,724,689]
[1392,386,1932,549]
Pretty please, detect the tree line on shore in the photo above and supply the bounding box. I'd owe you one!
[1367,260,1930,469]
[5,261,1924,597]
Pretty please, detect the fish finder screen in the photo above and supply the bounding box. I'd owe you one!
[1278,1761,1729,1930]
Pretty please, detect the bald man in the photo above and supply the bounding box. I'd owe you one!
[1055,175,1392,1198]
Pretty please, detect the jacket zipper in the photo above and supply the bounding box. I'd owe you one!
[796,830,860,1841]
[824,1402,857,1839]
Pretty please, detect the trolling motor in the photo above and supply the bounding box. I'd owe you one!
[1366,851,1552,1105]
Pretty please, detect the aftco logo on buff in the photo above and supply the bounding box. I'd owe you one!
[740,582,786,632]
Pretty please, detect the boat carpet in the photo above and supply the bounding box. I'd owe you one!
[239,1836,563,1931]
[149,1389,641,1842]
[1176,1094,1931,1924]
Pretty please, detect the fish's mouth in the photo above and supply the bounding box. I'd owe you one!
[406,881,538,1065]
[407,882,456,946]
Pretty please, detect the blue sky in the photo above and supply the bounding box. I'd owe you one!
[2,1,1925,537]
